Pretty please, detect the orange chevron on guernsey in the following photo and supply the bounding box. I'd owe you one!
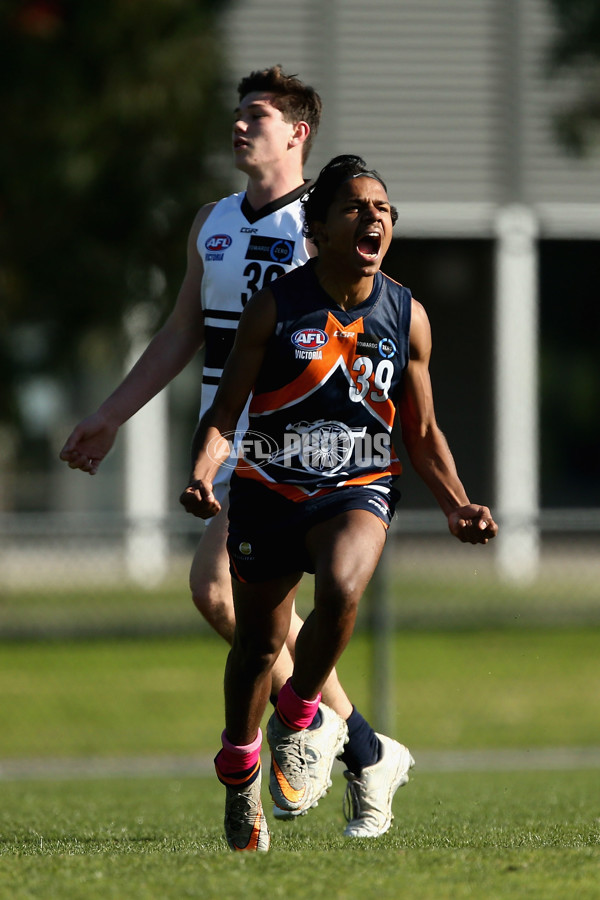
[271,756,308,807]
[339,467,401,487]
[249,311,397,430]
[236,262,412,500]
[236,446,401,499]
[250,313,362,414]
[234,461,333,501]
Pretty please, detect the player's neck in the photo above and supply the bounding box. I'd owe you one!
[315,262,376,310]
[244,164,305,212]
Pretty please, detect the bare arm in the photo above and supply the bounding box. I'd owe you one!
[59,204,215,474]
[398,299,498,544]
[179,288,277,519]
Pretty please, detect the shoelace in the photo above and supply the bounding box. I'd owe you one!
[272,736,306,781]
[226,791,259,832]
[343,776,360,823]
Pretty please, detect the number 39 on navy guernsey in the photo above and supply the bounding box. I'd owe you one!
[235,259,412,501]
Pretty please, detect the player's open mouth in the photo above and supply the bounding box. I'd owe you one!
[356,231,381,260]
[233,138,249,151]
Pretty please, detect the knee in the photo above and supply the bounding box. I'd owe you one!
[315,578,361,629]
[231,632,284,681]
[190,575,216,614]
[190,576,235,642]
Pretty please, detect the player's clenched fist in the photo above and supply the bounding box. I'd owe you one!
[179,480,221,519]
[447,505,498,544]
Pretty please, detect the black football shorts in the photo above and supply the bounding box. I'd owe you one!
[226,474,399,583]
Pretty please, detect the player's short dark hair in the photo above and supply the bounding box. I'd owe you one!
[237,65,322,161]
[301,154,398,245]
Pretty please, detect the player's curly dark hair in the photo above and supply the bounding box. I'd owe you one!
[237,65,322,162]
[301,155,398,245]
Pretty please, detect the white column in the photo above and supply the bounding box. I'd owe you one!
[123,305,169,586]
[494,205,540,582]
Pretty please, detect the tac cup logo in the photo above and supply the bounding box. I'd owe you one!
[206,430,278,469]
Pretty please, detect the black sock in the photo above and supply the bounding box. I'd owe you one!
[307,707,322,731]
[214,751,261,787]
[338,707,381,776]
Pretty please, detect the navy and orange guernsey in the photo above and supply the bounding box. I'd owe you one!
[235,258,412,501]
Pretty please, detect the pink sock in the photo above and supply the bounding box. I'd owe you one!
[215,728,262,780]
[276,679,321,731]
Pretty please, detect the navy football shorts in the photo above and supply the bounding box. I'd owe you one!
[226,475,399,583]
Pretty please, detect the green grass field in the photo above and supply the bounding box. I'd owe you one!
[0,770,598,899]
[1,627,599,898]
[2,629,599,756]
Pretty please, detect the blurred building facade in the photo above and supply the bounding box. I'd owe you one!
[222,0,600,578]
[224,0,600,216]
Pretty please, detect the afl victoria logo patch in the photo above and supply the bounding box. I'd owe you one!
[205,234,232,252]
[291,329,328,351]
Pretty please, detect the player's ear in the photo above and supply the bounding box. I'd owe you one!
[310,220,327,246]
[289,120,310,149]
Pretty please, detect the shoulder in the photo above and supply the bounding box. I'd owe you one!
[381,271,412,297]
[410,296,429,327]
[191,192,245,240]
[238,287,277,341]
[278,258,315,285]
[188,201,219,245]
[268,258,314,302]
[409,297,432,358]
[379,272,414,321]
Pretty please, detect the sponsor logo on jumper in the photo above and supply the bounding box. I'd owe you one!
[239,541,253,556]
[240,227,258,233]
[334,330,355,339]
[245,235,294,264]
[356,333,397,359]
[378,337,397,359]
[356,333,380,356]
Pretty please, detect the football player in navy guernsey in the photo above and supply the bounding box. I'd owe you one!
[181,154,498,852]
[60,69,410,847]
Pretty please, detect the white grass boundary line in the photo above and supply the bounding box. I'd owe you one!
[1,747,599,782]
[414,747,600,772]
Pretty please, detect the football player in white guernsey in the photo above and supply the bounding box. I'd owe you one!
[60,67,410,842]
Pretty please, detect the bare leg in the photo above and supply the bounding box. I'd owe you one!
[225,573,302,744]
[291,510,387,701]
[190,495,353,718]
[190,495,296,689]
[189,501,236,642]
[319,667,354,720]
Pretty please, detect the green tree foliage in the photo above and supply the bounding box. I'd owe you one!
[0,0,232,418]
[546,0,600,153]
